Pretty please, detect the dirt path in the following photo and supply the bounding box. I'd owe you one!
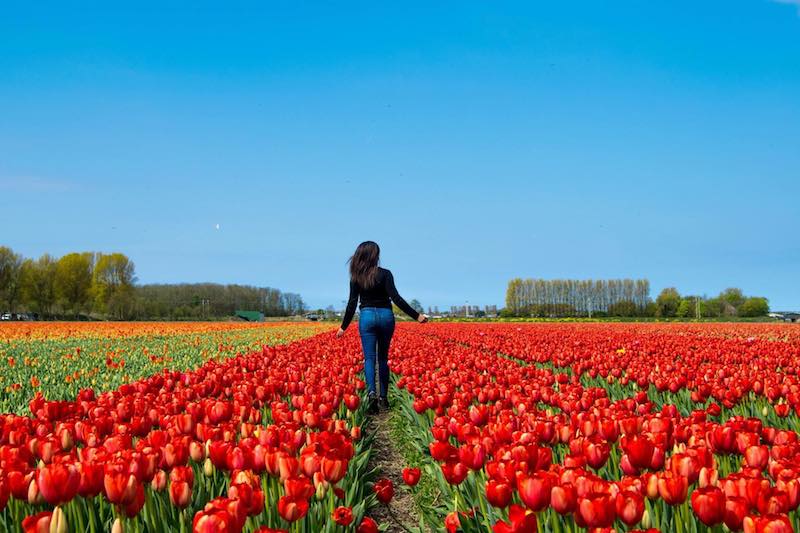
[365,408,422,532]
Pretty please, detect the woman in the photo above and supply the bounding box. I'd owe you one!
[337,241,428,413]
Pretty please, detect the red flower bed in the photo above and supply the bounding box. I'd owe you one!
[389,322,800,532]
[0,333,373,532]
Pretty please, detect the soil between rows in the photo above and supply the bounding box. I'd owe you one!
[365,406,424,532]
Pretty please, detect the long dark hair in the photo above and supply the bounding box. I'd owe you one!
[348,241,380,288]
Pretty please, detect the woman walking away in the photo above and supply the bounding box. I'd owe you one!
[336,241,428,414]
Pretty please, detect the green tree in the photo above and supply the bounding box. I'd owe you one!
[20,254,58,316]
[676,296,702,319]
[0,246,24,312]
[409,299,424,314]
[505,278,523,315]
[739,297,769,317]
[608,300,637,317]
[55,252,95,316]
[703,297,723,318]
[719,288,745,311]
[655,287,681,317]
[676,299,693,318]
[93,253,137,319]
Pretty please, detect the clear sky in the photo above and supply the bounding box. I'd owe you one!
[2,1,799,311]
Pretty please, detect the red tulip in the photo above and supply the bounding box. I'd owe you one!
[492,504,537,533]
[430,441,457,462]
[441,461,469,485]
[698,466,718,489]
[657,472,688,505]
[582,437,610,470]
[402,467,421,486]
[170,480,192,508]
[621,434,655,470]
[550,483,577,514]
[193,509,234,533]
[756,487,790,515]
[743,513,793,533]
[277,454,300,481]
[344,394,360,411]
[615,490,645,526]
[21,511,51,533]
[744,445,770,470]
[36,462,80,505]
[151,470,167,492]
[7,470,32,501]
[486,479,513,508]
[458,443,486,470]
[724,496,749,531]
[332,506,353,526]
[690,487,725,526]
[578,492,616,528]
[284,476,314,501]
[277,496,309,522]
[204,497,247,531]
[444,512,461,533]
[320,456,347,483]
[373,478,394,504]
[519,472,552,512]
[357,517,379,533]
[103,471,138,505]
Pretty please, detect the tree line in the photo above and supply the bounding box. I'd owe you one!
[653,287,769,318]
[0,246,305,320]
[504,278,770,318]
[505,278,651,317]
[136,283,305,320]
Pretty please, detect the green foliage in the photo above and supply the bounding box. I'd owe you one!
[55,252,95,316]
[409,298,424,314]
[739,297,769,317]
[655,287,681,317]
[607,300,638,317]
[93,252,137,319]
[504,276,770,320]
[0,246,23,312]
[135,283,306,319]
[676,297,695,318]
[720,287,746,309]
[505,278,651,317]
[20,254,58,315]
[1,245,305,319]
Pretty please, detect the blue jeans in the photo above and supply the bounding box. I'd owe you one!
[358,307,395,397]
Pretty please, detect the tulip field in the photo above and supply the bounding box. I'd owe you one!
[2,322,800,533]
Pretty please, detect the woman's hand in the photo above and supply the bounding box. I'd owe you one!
[417,314,429,324]
[336,328,345,338]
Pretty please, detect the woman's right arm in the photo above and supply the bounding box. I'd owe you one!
[340,281,359,332]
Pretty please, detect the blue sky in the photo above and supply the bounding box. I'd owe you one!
[1,1,799,310]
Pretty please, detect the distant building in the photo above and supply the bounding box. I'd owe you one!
[770,312,800,323]
[447,304,492,317]
[235,310,264,322]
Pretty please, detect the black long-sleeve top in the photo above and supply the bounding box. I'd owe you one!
[340,267,420,330]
